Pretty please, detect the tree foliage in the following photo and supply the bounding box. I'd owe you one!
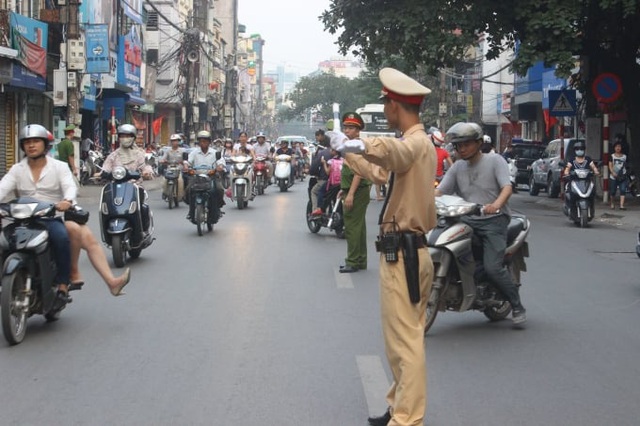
[322,0,640,163]
[277,71,380,122]
[321,0,640,78]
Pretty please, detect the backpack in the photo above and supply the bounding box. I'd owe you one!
[327,158,343,186]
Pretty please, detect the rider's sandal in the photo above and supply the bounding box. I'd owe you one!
[110,268,131,297]
[69,281,85,291]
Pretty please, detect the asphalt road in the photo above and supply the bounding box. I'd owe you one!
[0,180,639,426]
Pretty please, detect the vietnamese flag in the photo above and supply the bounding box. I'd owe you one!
[152,116,163,136]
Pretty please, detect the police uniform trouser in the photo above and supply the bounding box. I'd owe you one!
[380,247,433,426]
[343,186,369,268]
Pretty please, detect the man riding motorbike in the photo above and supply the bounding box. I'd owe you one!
[435,122,527,326]
[0,124,77,309]
[253,131,273,184]
[184,130,226,223]
[275,140,295,184]
[161,134,185,200]
[101,124,154,234]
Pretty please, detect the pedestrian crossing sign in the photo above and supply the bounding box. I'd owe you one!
[549,90,576,117]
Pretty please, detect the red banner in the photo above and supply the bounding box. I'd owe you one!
[152,116,163,136]
[15,32,46,78]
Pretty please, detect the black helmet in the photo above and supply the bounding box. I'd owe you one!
[573,140,586,151]
[445,122,483,145]
[19,124,51,151]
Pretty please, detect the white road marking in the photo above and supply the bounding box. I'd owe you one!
[335,267,354,289]
[357,355,390,416]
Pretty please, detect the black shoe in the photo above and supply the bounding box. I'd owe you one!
[368,408,391,426]
[53,290,72,312]
[339,265,359,273]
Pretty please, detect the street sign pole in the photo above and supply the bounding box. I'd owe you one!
[603,113,609,204]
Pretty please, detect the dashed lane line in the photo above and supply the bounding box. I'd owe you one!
[356,355,390,417]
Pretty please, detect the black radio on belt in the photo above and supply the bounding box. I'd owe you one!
[376,232,401,263]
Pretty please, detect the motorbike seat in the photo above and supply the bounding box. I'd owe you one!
[506,215,526,246]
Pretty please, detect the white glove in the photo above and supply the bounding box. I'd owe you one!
[327,131,348,151]
[215,159,226,168]
[341,139,366,154]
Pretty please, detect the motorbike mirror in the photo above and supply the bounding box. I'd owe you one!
[558,160,566,168]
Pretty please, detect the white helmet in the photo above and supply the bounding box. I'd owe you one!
[117,124,137,148]
[483,135,492,144]
[431,130,445,146]
[170,133,182,142]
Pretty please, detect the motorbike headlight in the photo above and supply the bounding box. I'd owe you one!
[236,163,247,171]
[112,166,127,181]
[10,203,38,219]
[435,197,478,217]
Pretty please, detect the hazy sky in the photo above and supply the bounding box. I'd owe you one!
[238,0,345,75]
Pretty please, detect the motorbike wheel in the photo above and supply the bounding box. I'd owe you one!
[111,235,126,268]
[237,196,245,210]
[279,181,287,192]
[257,177,264,195]
[168,193,174,209]
[306,201,321,233]
[1,269,29,345]
[579,207,588,228]
[528,175,539,196]
[335,227,345,239]
[424,278,446,335]
[547,176,559,198]
[483,300,512,321]
[196,204,205,236]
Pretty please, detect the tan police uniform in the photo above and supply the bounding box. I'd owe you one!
[344,68,436,426]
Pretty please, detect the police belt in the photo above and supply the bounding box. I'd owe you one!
[375,232,426,304]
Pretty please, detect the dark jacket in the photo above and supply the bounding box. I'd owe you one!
[310,148,332,180]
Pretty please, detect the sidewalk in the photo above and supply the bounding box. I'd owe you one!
[526,190,640,229]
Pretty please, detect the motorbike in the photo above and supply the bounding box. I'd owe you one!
[636,231,640,258]
[99,166,155,267]
[295,155,307,181]
[187,166,221,236]
[0,198,77,344]
[162,163,182,209]
[274,154,293,192]
[424,195,530,334]
[229,154,254,210]
[562,167,595,228]
[145,149,158,176]
[305,177,345,238]
[253,155,269,195]
[79,149,105,186]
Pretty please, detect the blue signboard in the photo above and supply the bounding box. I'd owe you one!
[117,27,142,94]
[82,75,98,111]
[10,13,47,87]
[85,24,110,73]
[542,69,567,109]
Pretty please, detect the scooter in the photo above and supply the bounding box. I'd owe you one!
[0,198,73,344]
[274,154,293,192]
[79,149,105,186]
[305,177,345,238]
[187,166,221,236]
[562,167,595,228]
[162,163,182,209]
[424,195,530,334]
[229,154,254,210]
[99,166,155,267]
[253,155,269,195]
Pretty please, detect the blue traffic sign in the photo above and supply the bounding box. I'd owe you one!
[592,73,622,104]
[549,90,576,117]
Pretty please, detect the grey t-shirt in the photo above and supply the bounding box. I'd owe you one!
[437,152,512,217]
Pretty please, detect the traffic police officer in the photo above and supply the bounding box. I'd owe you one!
[331,68,436,426]
[339,112,371,273]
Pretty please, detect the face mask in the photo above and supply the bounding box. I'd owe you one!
[575,150,585,156]
[119,136,135,148]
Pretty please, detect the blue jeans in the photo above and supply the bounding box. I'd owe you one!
[461,215,522,307]
[38,218,71,286]
[609,177,628,197]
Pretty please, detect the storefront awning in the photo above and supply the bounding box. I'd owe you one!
[126,93,146,106]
